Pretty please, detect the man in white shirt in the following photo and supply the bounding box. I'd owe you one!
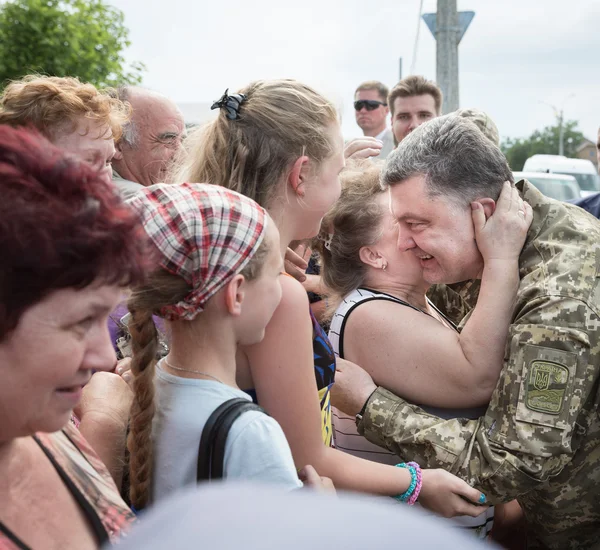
[354,81,394,159]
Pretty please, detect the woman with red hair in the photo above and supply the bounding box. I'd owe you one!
[0,125,147,549]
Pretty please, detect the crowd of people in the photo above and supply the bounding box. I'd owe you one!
[0,72,598,550]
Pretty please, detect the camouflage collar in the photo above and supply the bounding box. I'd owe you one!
[444,279,480,309]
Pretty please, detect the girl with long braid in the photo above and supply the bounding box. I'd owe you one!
[125,183,314,510]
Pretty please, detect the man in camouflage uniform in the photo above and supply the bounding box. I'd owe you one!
[340,115,600,549]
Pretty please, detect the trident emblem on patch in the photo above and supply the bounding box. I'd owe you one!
[527,361,569,415]
[533,369,550,391]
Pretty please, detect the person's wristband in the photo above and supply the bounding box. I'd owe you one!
[394,463,417,502]
[355,387,378,425]
[406,462,422,505]
[394,462,422,505]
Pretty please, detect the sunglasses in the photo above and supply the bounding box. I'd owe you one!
[354,100,387,111]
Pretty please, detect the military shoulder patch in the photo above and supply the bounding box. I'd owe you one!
[525,360,569,415]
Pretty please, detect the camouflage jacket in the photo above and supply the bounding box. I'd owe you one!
[358,180,600,549]
[427,279,480,325]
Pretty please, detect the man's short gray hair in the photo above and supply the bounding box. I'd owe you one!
[120,119,138,147]
[381,114,512,204]
[109,85,138,147]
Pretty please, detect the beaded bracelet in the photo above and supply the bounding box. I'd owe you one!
[394,462,422,505]
[394,463,417,502]
[406,462,422,505]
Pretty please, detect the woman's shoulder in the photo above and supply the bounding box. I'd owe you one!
[242,273,313,363]
[333,288,383,311]
[335,288,419,318]
[41,424,126,496]
[275,273,310,315]
[343,289,426,330]
[38,423,106,473]
[36,425,135,540]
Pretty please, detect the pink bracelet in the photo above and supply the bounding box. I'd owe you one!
[407,461,422,505]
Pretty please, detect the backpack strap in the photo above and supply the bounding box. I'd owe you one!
[197,398,266,482]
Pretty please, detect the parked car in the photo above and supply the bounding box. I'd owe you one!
[522,155,600,197]
[513,171,582,202]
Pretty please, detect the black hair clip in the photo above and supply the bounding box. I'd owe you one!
[210,88,247,120]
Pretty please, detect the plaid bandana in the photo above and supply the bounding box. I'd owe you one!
[129,183,268,321]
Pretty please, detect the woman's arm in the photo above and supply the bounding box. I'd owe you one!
[343,184,533,408]
[243,275,324,471]
[343,297,502,407]
[242,275,486,518]
[75,371,132,486]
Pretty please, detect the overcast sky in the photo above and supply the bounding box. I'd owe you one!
[109,0,600,143]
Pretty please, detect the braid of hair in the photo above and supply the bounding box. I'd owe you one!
[127,306,158,510]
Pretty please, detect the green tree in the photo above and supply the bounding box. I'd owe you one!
[0,0,144,90]
[501,120,585,171]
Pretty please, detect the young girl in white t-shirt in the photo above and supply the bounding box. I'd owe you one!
[125,182,323,511]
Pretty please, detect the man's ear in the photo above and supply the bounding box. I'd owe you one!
[478,198,496,220]
[287,156,310,198]
[358,245,385,270]
[224,275,245,316]
[113,140,124,161]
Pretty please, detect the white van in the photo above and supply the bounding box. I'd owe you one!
[513,172,581,202]
[522,155,600,197]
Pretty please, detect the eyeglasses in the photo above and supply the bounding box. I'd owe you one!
[354,100,387,111]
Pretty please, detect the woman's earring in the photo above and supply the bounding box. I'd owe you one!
[382,261,388,271]
[318,232,333,251]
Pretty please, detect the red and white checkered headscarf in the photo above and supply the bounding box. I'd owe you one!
[129,182,268,321]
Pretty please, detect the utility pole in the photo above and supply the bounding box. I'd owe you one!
[422,2,475,114]
[541,94,574,156]
[436,0,459,113]
[558,109,565,156]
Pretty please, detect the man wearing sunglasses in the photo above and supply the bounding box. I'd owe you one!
[353,81,394,159]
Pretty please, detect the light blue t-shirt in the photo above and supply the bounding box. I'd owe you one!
[152,363,302,504]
